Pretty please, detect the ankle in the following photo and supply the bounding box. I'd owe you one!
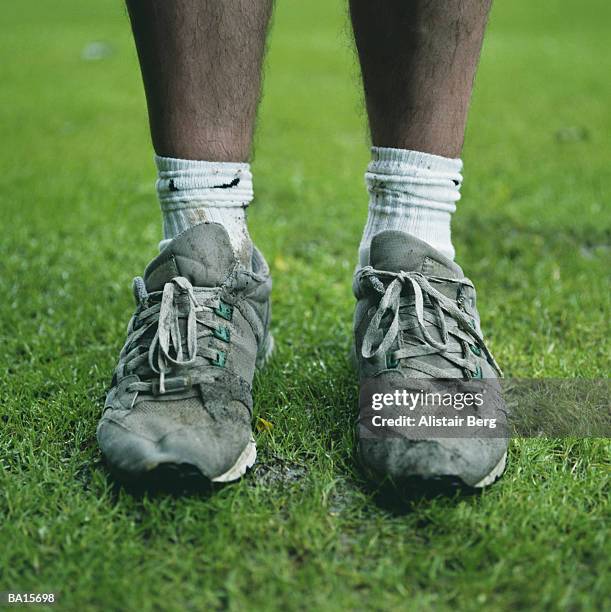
[155,156,254,266]
[358,147,462,266]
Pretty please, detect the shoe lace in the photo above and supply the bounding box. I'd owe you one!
[360,267,502,378]
[117,276,229,394]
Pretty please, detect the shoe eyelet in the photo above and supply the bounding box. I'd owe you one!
[213,326,230,343]
[386,353,399,369]
[211,350,226,367]
[214,300,233,321]
[470,345,482,356]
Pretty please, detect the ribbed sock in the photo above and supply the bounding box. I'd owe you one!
[155,155,253,266]
[358,147,463,266]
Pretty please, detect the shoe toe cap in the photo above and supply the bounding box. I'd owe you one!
[97,399,254,482]
[359,436,508,488]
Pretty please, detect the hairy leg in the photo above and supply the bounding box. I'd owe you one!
[349,0,492,157]
[126,0,274,161]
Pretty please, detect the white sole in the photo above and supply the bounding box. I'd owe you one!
[472,451,508,488]
[212,436,257,483]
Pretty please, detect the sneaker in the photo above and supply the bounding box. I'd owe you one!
[353,230,508,489]
[97,222,273,484]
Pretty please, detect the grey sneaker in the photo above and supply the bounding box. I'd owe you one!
[97,222,273,484]
[354,230,508,489]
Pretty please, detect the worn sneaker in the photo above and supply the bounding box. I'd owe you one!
[354,230,508,489]
[97,222,273,484]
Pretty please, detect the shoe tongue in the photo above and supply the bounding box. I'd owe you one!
[144,222,237,291]
[369,231,464,279]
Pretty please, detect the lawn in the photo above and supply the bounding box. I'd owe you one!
[0,0,609,610]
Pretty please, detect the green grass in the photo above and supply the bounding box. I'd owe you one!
[1,0,610,610]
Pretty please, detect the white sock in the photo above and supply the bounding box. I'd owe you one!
[155,155,253,265]
[358,147,463,266]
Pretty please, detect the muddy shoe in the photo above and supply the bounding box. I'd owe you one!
[97,222,273,484]
[354,230,508,489]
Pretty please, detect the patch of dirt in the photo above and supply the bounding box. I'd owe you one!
[250,454,308,487]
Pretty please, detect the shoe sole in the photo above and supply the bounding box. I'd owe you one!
[359,447,508,494]
[211,436,258,482]
[471,450,507,488]
[103,430,258,487]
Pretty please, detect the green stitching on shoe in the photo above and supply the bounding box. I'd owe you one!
[211,350,226,367]
[386,353,399,369]
[214,326,230,343]
[215,301,233,321]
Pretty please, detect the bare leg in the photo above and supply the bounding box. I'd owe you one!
[349,0,492,158]
[126,0,273,161]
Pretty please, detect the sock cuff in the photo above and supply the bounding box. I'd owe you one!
[359,148,460,265]
[369,147,463,177]
[366,147,463,210]
[155,155,250,174]
[155,155,253,210]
